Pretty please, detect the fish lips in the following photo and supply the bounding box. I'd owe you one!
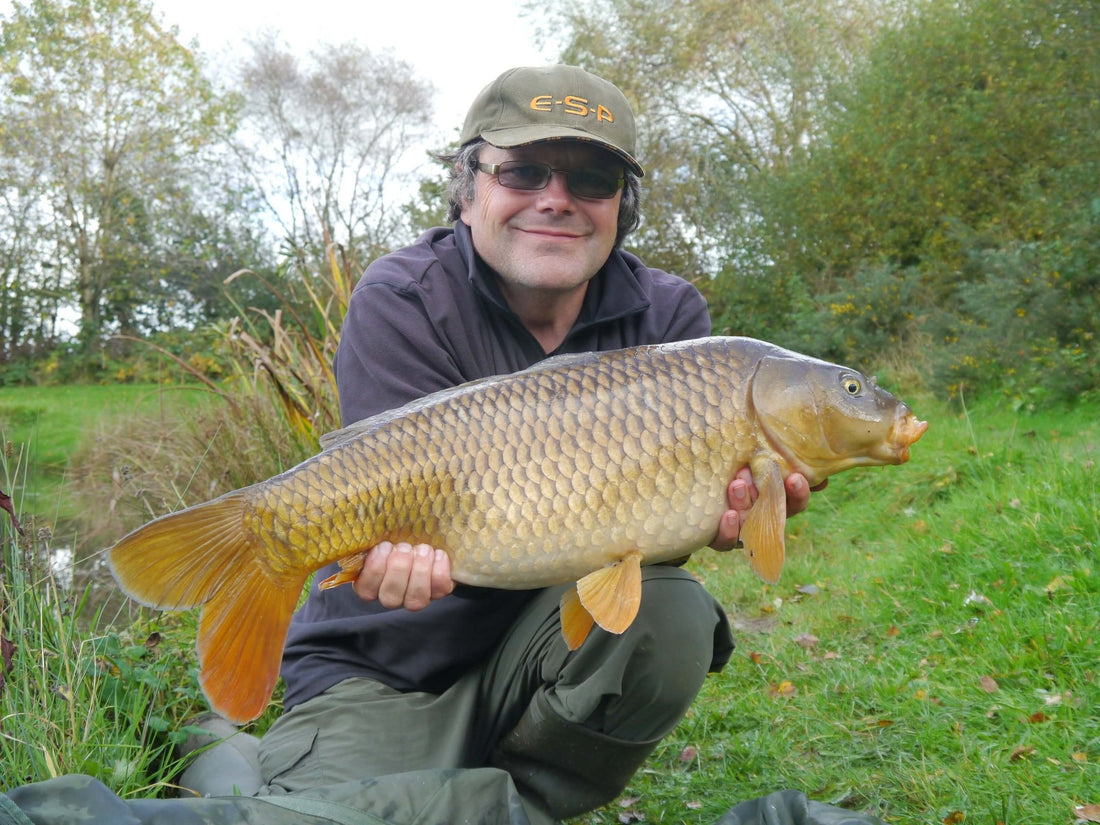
[891,408,930,462]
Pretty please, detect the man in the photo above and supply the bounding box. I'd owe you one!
[0,65,883,825]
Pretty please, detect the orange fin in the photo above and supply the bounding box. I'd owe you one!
[575,550,644,635]
[195,556,302,723]
[107,490,306,723]
[559,585,596,650]
[741,459,787,583]
[318,551,369,590]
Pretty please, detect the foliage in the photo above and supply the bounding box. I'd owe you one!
[0,0,249,369]
[733,0,1100,403]
[534,0,897,285]
[928,208,1100,406]
[756,0,1098,286]
[0,455,207,791]
[231,33,436,264]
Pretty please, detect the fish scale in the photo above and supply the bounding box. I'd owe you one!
[107,336,928,722]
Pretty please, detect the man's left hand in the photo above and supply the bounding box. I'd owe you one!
[710,467,825,552]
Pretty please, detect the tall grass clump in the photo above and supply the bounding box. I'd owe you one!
[70,242,354,543]
[1,450,204,791]
[2,243,357,793]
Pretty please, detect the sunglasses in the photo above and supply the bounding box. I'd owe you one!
[476,161,624,199]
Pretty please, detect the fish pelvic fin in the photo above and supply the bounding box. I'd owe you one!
[574,550,644,636]
[559,585,596,650]
[741,459,787,584]
[107,491,306,723]
[318,550,369,590]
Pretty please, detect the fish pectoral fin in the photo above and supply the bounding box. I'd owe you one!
[559,586,596,650]
[741,460,787,584]
[318,551,369,590]
[575,550,644,635]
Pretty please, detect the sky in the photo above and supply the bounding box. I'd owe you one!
[151,0,551,134]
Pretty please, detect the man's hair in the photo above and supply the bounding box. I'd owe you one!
[435,140,642,248]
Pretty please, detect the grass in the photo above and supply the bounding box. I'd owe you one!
[0,452,206,792]
[1,379,1097,821]
[599,397,1099,824]
[0,384,206,523]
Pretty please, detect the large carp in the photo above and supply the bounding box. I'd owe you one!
[108,336,927,723]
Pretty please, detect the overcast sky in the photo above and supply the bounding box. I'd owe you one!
[152,0,550,133]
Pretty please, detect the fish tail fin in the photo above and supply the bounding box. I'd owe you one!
[108,491,305,723]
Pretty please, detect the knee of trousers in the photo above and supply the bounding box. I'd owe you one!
[629,566,726,694]
[553,566,728,741]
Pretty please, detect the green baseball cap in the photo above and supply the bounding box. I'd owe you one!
[459,65,644,176]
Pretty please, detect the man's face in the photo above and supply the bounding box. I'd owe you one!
[460,142,623,298]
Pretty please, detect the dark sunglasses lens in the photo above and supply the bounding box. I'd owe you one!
[497,163,551,190]
[566,169,622,199]
[497,162,621,199]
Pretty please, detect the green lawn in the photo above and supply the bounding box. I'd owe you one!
[0,383,207,521]
[600,398,1099,824]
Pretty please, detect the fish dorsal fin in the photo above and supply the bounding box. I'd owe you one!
[741,459,787,583]
[575,550,644,635]
[559,585,596,650]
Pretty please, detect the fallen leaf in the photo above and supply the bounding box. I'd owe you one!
[618,797,640,808]
[979,675,999,693]
[678,745,699,763]
[794,633,819,649]
[795,583,820,595]
[1071,752,1088,763]
[1037,689,1064,707]
[964,590,993,607]
[1075,804,1100,822]
[686,801,703,810]
[1044,575,1072,594]
[943,812,965,824]
[1028,711,1049,724]
[769,680,797,699]
[886,625,900,637]
[1010,745,1035,762]
[0,489,24,536]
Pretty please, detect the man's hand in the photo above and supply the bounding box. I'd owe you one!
[710,467,826,552]
[353,541,455,610]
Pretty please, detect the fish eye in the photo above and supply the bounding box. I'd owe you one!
[842,376,862,395]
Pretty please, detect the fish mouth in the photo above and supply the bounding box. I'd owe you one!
[891,411,929,462]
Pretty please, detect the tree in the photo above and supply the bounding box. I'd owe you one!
[231,34,435,264]
[0,0,239,369]
[751,0,1100,398]
[530,0,896,286]
[757,0,1099,294]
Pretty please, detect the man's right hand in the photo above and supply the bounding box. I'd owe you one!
[353,541,455,610]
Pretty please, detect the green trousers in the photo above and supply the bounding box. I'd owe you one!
[2,568,738,824]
